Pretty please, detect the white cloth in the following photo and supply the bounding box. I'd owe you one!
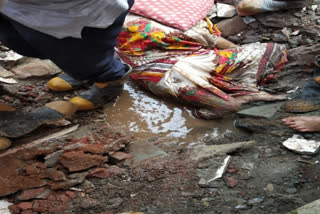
[1,0,129,39]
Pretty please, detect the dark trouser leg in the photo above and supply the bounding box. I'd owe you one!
[0,14,44,59]
[6,0,134,83]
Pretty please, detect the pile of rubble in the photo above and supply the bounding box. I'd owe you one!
[0,124,132,214]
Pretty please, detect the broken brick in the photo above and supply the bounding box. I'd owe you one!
[57,194,70,202]
[88,168,110,179]
[65,191,76,199]
[223,176,238,188]
[105,166,126,176]
[59,151,106,172]
[109,151,132,161]
[17,202,32,211]
[17,187,51,201]
[46,168,66,181]
[8,205,20,214]
[21,210,33,214]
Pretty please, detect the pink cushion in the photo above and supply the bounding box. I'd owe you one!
[130,0,215,31]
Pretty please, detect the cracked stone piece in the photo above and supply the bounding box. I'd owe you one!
[288,199,320,214]
[128,140,167,165]
[192,141,256,161]
[282,135,320,155]
[59,151,106,172]
[17,188,51,201]
[12,58,61,79]
[237,102,283,119]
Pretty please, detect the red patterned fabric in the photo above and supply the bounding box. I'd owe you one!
[130,0,215,31]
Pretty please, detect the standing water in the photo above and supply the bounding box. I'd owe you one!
[104,81,240,147]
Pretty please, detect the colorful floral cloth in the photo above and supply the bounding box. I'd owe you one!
[116,14,287,118]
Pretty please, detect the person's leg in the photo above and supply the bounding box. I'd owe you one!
[283,116,320,132]
[7,0,134,83]
[0,14,44,59]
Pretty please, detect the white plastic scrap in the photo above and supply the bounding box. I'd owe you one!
[0,200,13,214]
[0,77,17,84]
[0,50,23,61]
[217,3,236,18]
[282,135,320,155]
[207,156,231,183]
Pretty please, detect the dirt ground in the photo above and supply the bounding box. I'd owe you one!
[1,4,320,214]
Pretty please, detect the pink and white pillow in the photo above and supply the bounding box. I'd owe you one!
[130,0,215,31]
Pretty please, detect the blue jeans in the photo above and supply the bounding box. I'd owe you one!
[0,0,134,82]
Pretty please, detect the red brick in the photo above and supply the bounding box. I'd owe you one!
[88,168,109,179]
[8,205,20,214]
[21,210,33,214]
[223,176,238,188]
[59,151,106,172]
[57,194,70,202]
[17,202,32,210]
[18,187,51,201]
[109,152,132,161]
[46,168,66,181]
[65,191,76,199]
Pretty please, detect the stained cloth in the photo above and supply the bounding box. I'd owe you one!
[116,14,287,116]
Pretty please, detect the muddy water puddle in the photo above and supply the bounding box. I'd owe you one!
[103,81,240,146]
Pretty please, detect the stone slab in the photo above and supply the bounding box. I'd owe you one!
[237,103,283,119]
[288,199,320,214]
[128,140,167,165]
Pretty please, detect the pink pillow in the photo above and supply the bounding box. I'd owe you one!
[130,0,215,31]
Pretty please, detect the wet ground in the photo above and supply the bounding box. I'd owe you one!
[104,82,239,145]
[1,4,320,214]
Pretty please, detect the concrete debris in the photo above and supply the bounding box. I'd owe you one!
[0,200,12,214]
[197,156,231,186]
[217,3,236,18]
[0,77,17,84]
[0,124,131,197]
[288,199,320,214]
[12,58,61,79]
[207,156,231,183]
[223,176,238,188]
[192,141,256,161]
[247,197,264,205]
[237,102,283,119]
[0,50,23,61]
[128,140,167,165]
[0,66,14,78]
[282,135,320,155]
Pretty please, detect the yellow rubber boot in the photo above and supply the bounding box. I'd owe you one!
[0,103,15,112]
[48,73,86,91]
[70,65,132,111]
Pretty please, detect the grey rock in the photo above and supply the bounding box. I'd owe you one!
[192,142,255,161]
[271,33,288,43]
[44,150,64,167]
[286,188,298,194]
[235,204,249,210]
[248,197,264,205]
[237,102,283,119]
[288,199,320,214]
[128,140,167,165]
